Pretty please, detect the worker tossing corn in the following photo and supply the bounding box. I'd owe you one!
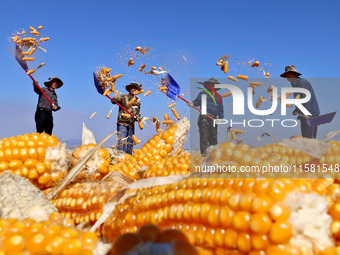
[111,82,142,155]
[33,76,63,135]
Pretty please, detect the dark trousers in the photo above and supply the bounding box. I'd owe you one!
[301,118,317,138]
[198,115,217,155]
[35,109,53,135]
[117,124,135,155]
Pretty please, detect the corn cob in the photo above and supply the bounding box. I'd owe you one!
[102,176,334,254]
[151,66,157,70]
[144,90,151,96]
[0,171,57,221]
[134,89,144,95]
[22,57,34,61]
[109,118,189,179]
[51,181,119,226]
[132,135,140,145]
[267,85,275,93]
[153,116,157,123]
[162,120,174,124]
[138,119,144,130]
[112,74,123,80]
[164,113,169,120]
[237,75,249,81]
[168,102,176,108]
[156,120,161,130]
[27,70,35,75]
[251,61,260,67]
[226,76,238,82]
[0,217,109,255]
[103,89,110,96]
[0,133,68,189]
[266,72,271,78]
[256,96,264,108]
[128,98,136,106]
[90,112,97,119]
[37,26,43,29]
[171,108,180,120]
[222,92,232,98]
[114,90,119,99]
[249,81,262,87]
[39,37,50,42]
[139,64,146,72]
[128,58,135,66]
[223,61,229,73]
[69,144,111,181]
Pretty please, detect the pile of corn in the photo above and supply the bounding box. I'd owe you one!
[0,133,68,189]
[0,217,101,254]
[69,144,111,181]
[96,66,122,96]
[109,117,190,180]
[102,176,338,254]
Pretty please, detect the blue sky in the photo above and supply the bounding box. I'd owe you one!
[0,0,339,148]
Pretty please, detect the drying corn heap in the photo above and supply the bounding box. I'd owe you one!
[0,133,68,189]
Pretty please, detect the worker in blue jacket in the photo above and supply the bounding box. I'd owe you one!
[281,65,320,138]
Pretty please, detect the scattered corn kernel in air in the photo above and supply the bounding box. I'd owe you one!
[90,112,97,119]
[222,91,232,98]
[251,61,260,67]
[237,75,248,81]
[168,102,176,108]
[171,108,180,120]
[132,135,140,144]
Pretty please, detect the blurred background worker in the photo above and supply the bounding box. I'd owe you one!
[281,65,320,138]
[33,76,62,135]
[188,78,224,155]
[111,82,141,155]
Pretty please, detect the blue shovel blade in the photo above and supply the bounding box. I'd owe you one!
[93,72,104,95]
[306,111,337,127]
[165,74,180,100]
[15,45,28,70]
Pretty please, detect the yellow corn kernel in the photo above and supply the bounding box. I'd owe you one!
[128,58,135,66]
[251,61,260,67]
[22,57,35,61]
[222,92,232,98]
[139,64,146,72]
[171,108,180,120]
[156,120,161,130]
[114,90,119,99]
[237,75,248,81]
[228,76,238,82]
[144,90,151,96]
[138,120,144,130]
[128,98,136,106]
[103,89,110,96]
[132,135,140,145]
[162,120,174,124]
[249,82,262,87]
[90,112,97,119]
[29,48,36,55]
[39,37,49,42]
[112,74,123,80]
[223,61,229,73]
[168,103,176,108]
[256,96,264,108]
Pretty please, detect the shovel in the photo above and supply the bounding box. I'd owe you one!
[15,45,54,106]
[93,72,135,118]
[164,74,214,121]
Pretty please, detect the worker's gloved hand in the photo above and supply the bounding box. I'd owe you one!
[111,98,117,104]
[187,102,194,107]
